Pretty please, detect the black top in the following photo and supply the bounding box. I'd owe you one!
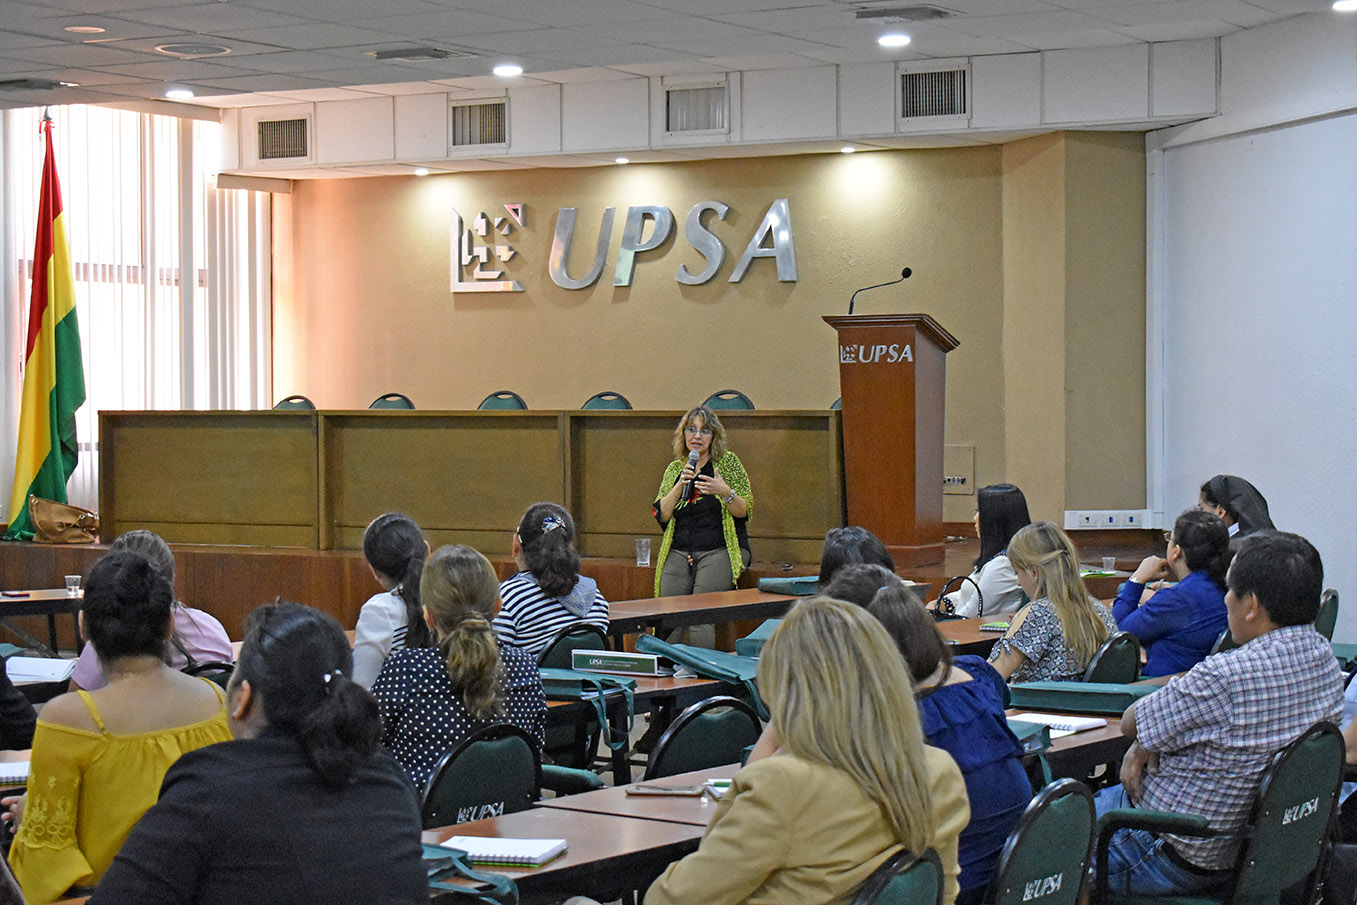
[0,660,35,750]
[89,732,426,905]
[660,461,750,553]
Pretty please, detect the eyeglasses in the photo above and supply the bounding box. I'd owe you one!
[684,426,713,437]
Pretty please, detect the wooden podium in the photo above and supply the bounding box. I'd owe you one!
[823,314,959,567]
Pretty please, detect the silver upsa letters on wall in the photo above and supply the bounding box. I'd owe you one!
[451,198,796,293]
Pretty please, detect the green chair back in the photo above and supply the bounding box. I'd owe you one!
[581,391,632,410]
[420,724,541,829]
[1316,589,1339,640]
[853,848,943,905]
[703,389,754,410]
[831,397,842,409]
[986,778,1094,905]
[536,622,610,669]
[478,390,527,410]
[1082,632,1140,684]
[369,392,414,409]
[537,623,610,768]
[272,394,314,410]
[1217,721,1344,905]
[1211,627,1240,656]
[644,695,762,780]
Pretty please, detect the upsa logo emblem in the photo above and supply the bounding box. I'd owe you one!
[839,343,913,364]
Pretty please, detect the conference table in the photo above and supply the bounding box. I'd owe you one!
[605,588,797,648]
[0,588,82,656]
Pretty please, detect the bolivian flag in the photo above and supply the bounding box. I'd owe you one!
[5,118,86,540]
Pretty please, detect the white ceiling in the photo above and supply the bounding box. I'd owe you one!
[0,0,1331,112]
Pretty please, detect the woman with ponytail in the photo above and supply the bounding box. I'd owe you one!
[494,503,609,657]
[988,522,1117,683]
[352,513,434,687]
[1112,509,1230,676]
[372,545,545,788]
[89,603,425,905]
[7,551,231,904]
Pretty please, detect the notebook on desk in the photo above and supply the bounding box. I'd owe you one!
[0,761,28,785]
[1009,712,1108,738]
[440,836,567,867]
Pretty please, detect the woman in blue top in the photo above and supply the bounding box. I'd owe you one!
[827,565,1031,905]
[1113,509,1230,677]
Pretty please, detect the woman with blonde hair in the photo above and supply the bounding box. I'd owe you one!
[652,405,753,597]
[988,521,1117,683]
[371,545,545,788]
[644,597,969,905]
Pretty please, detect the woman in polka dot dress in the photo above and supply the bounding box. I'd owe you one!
[371,545,546,790]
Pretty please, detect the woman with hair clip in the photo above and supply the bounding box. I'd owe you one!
[933,483,1031,618]
[69,529,232,692]
[494,502,609,657]
[641,597,969,905]
[988,521,1117,683]
[652,405,754,597]
[372,545,545,788]
[88,603,426,905]
[865,578,1030,905]
[7,551,231,904]
[1112,509,1230,677]
[352,513,434,688]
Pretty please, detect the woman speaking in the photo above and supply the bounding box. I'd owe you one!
[652,405,753,597]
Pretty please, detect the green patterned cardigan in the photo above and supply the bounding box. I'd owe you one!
[651,450,754,597]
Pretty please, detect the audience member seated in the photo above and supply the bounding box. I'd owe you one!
[1096,531,1343,896]
[988,521,1117,683]
[6,551,231,903]
[372,544,545,789]
[352,513,434,688]
[641,597,969,905]
[0,659,35,751]
[1199,474,1274,546]
[69,530,232,691]
[818,524,895,585]
[934,483,1031,617]
[1113,509,1230,677]
[493,502,609,657]
[88,603,426,905]
[864,575,1033,905]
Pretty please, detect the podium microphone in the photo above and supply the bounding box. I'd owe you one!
[848,267,912,315]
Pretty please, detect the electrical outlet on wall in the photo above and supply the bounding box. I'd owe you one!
[1065,510,1153,530]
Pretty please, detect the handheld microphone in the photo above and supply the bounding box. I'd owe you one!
[848,267,912,315]
[681,449,700,499]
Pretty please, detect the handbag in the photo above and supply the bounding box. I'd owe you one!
[934,575,980,622]
[27,495,99,544]
[538,667,635,751]
[424,843,519,905]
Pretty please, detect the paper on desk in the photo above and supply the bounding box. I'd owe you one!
[0,761,29,785]
[5,657,76,683]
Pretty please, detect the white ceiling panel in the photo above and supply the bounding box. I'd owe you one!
[1013,28,1144,49]
[346,10,529,40]
[212,23,404,51]
[97,59,253,80]
[593,16,762,43]
[485,0,675,26]
[531,45,699,69]
[1125,20,1238,40]
[453,28,625,55]
[112,4,311,33]
[945,9,1114,37]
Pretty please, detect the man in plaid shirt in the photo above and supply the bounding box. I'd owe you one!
[1095,531,1344,896]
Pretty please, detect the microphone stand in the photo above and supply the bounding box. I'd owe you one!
[848,267,912,315]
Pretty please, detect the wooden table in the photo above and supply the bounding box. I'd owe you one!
[937,616,1005,657]
[539,763,740,826]
[1010,710,1133,783]
[425,807,702,905]
[606,589,796,647]
[0,588,81,655]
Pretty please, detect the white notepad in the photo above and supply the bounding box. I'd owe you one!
[0,761,28,785]
[5,657,76,684]
[1010,712,1109,738]
[440,836,567,867]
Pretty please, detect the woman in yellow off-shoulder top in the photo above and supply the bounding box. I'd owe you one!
[5,551,231,904]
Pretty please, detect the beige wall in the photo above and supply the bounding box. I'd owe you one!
[273,137,1145,520]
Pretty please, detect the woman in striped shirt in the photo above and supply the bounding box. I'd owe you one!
[493,502,609,657]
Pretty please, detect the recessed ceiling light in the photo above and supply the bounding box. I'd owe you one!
[413,167,429,177]
[615,157,630,164]
[878,33,912,48]
[841,146,857,154]
[493,63,523,77]
[165,87,194,100]
[65,25,106,34]
[155,42,231,58]
[1335,1,1357,10]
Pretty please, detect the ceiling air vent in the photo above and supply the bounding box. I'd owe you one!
[0,78,71,92]
[369,46,474,61]
[450,100,506,146]
[666,85,727,133]
[855,4,956,22]
[257,118,308,161]
[901,68,966,118]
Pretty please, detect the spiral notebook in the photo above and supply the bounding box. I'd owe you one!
[0,760,28,785]
[1009,712,1108,738]
[440,836,567,867]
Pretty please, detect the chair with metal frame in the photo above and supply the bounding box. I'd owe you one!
[1316,588,1339,641]
[478,390,528,410]
[1083,632,1141,684]
[368,392,414,409]
[984,778,1096,905]
[537,622,611,770]
[580,390,632,410]
[420,723,541,829]
[702,389,754,410]
[1092,720,1345,905]
[643,694,762,780]
[272,394,314,410]
[852,848,944,905]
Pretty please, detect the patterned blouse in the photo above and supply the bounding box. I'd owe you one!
[989,597,1118,683]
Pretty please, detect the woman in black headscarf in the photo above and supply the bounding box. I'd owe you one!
[1199,475,1274,541]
